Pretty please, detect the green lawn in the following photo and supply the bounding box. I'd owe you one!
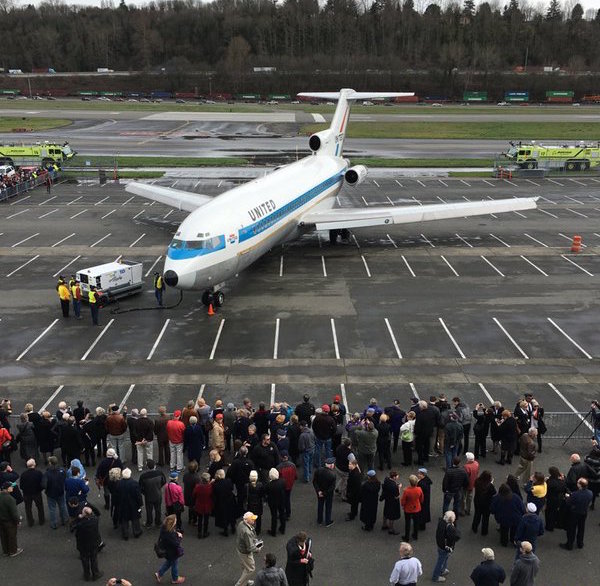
[351,157,493,167]
[68,155,248,167]
[0,116,72,131]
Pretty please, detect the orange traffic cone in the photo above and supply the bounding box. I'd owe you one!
[207,303,215,316]
[571,235,582,253]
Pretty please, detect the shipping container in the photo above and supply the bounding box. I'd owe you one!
[547,96,573,103]
[582,94,600,103]
[78,91,98,96]
[393,95,419,103]
[174,92,197,99]
[235,93,261,101]
[546,90,574,97]
[151,91,173,99]
[267,94,292,100]
[505,91,529,102]
[0,89,21,95]
[463,91,488,102]
[100,91,122,97]
[422,96,450,103]
[45,88,69,97]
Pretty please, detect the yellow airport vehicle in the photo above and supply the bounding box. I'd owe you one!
[0,141,75,167]
[503,141,600,171]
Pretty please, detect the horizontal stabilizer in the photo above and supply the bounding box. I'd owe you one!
[298,91,414,101]
[125,182,211,212]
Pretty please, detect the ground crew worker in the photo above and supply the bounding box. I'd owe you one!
[71,279,82,319]
[69,274,76,289]
[154,272,165,307]
[89,286,100,326]
[57,279,71,318]
[56,275,65,291]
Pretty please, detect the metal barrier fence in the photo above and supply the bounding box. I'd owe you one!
[0,170,60,203]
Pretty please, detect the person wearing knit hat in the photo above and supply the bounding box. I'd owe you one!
[359,469,381,531]
[210,411,226,455]
[469,547,506,586]
[514,500,544,559]
[321,404,330,413]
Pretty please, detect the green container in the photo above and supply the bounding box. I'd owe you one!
[463,91,488,101]
[235,94,261,100]
[546,90,574,97]
[0,89,20,95]
[78,91,98,96]
[267,94,291,100]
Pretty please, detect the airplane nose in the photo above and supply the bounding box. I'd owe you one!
[164,270,178,287]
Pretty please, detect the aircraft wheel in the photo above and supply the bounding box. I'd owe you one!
[201,290,211,306]
[329,229,339,245]
[214,291,225,307]
[341,229,350,241]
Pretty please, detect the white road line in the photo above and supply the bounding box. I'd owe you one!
[566,207,589,218]
[128,233,146,248]
[438,179,448,187]
[481,255,505,277]
[144,256,163,277]
[279,255,284,277]
[53,255,82,278]
[94,196,110,206]
[352,234,360,249]
[420,233,435,248]
[336,196,341,207]
[115,255,122,263]
[462,196,471,202]
[270,383,276,405]
[132,210,144,220]
[591,178,600,184]
[440,255,459,276]
[209,319,225,360]
[373,180,380,188]
[558,233,586,247]
[6,254,39,277]
[546,178,563,186]
[386,196,395,206]
[90,233,111,247]
[66,196,82,206]
[538,208,558,219]
[523,233,548,248]
[547,383,594,431]
[564,195,585,205]
[436,195,447,204]
[384,318,402,359]
[193,180,202,190]
[361,196,369,207]
[416,180,426,188]
[402,255,416,277]
[438,317,466,358]
[569,178,586,187]
[216,180,222,188]
[525,179,541,187]
[455,233,473,248]
[163,209,174,219]
[503,179,518,187]
[146,319,170,360]
[121,196,134,206]
[386,234,398,248]
[101,209,116,220]
[331,318,340,359]
[538,195,557,205]
[38,208,59,219]
[493,317,529,359]
[482,180,495,187]
[361,255,372,277]
[460,180,471,187]
[196,384,206,404]
[273,318,280,359]
[9,194,30,205]
[547,317,593,359]
[51,233,76,247]
[412,197,423,206]
[395,180,403,187]
[561,254,593,276]
[321,256,327,277]
[11,233,39,247]
[513,210,527,218]
[119,384,136,411]
[595,233,600,239]
[520,255,548,276]
[478,383,494,404]
[70,209,88,219]
[39,385,64,414]
[489,233,510,248]
[6,208,30,219]
[38,195,57,206]
[409,383,419,400]
[80,319,115,361]
[16,319,59,361]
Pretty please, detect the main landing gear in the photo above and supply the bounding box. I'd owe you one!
[329,228,351,245]
[201,289,225,307]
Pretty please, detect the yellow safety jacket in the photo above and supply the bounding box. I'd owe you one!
[88,290,97,304]
[154,275,163,290]
[58,284,71,301]
[71,284,81,301]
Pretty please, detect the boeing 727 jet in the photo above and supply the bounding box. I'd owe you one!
[126,89,538,306]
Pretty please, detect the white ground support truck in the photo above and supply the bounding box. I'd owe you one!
[77,260,143,302]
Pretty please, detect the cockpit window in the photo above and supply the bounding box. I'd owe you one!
[170,239,185,249]
[169,236,222,250]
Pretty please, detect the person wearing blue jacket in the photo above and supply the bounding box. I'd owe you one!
[490,483,525,547]
[560,477,593,550]
[65,466,90,504]
[514,502,544,557]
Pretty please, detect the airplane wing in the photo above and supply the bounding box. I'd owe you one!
[125,182,212,212]
[300,197,539,230]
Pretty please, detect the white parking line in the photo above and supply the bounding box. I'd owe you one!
[90,233,111,247]
[279,255,284,277]
[420,233,435,248]
[373,180,380,188]
[525,179,540,187]
[70,209,88,219]
[361,196,369,207]
[80,319,115,360]
[146,319,171,360]
[412,197,423,206]
[520,255,548,276]
[558,233,586,247]
[564,195,585,205]
[523,233,548,248]
[538,208,558,219]
[547,317,593,359]
[436,195,447,204]
[121,196,134,206]
[478,383,494,404]
[462,196,471,202]
[39,385,64,413]
[6,254,39,277]
[51,233,76,247]
[129,233,146,247]
[438,317,466,358]
[38,195,57,206]
[38,208,59,219]
[11,233,39,247]
[503,179,518,187]
[216,180,222,188]
[193,180,202,190]
[100,208,117,220]
[513,211,527,218]
[416,180,426,188]
[119,384,136,411]
[568,178,586,187]
[402,255,416,277]
[9,195,30,205]
[196,384,206,404]
[94,196,110,206]
[537,195,557,205]
[270,383,276,405]
[386,196,395,206]
[6,208,30,219]
[115,255,122,263]
[482,180,495,187]
[595,233,600,239]
[440,255,459,276]
[16,319,59,361]
[438,179,448,187]
[492,317,529,359]
[331,318,340,359]
[566,208,589,218]
[53,255,82,278]
[591,178,600,184]
[489,233,510,247]
[455,233,473,248]
[546,178,563,186]
[352,234,360,249]
[561,254,593,276]
[409,383,419,400]
[395,180,403,187]
[377,318,401,361]
[132,210,144,220]
[547,383,594,431]
[481,256,505,277]
[460,179,471,187]
[386,234,397,248]
[361,255,372,277]
[209,319,225,359]
[66,196,82,206]
[321,256,327,277]
[273,318,280,359]
[163,209,173,219]
[144,256,163,277]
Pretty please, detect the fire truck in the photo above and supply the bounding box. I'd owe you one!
[503,141,600,171]
[0,141,75,167]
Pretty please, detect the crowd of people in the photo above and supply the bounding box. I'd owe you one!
[0,165,54,196]
[0,393,599,585]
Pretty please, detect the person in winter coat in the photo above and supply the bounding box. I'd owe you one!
[265,467,287,536]
[376,414,392,470]
[182,460,200,526]
[107,467,122,529]
[16,414,38,462]
[285,531,313,586]
[497,411,518,466]
[544,466,566,531]
[155,514,185,584]
[380,470,401,534]
[80,414,98,467]
[73,506,103,581]
[95,448,122,511]
[192,472,213,538]
[228,446,255,513]
[65,465,89,505]
[355,421,378,476]
[452,397,472,454]
[255,552,289,586]
[432,510,461,582]
[469,547,506,586]
[400,412,416,467]
[514,503,544,555]
[510,541,539,586]
[246,470,265,535]
[212,468,236,536]
[297,423,315,483]
[472,470,496,536]
[165,472,185,531]
[252,435,280,484]
[444,414,464,471]
[414,400,440,466]
[37,411,57,464]
[417,467,432,530]
[530,400,546,453]
[463,452,480,515]
[524,472,547,513]
[400,474,423,542]
[60,416,83,466]
[345,458,362,521]
[359,469,381,531]
[210,414,226,454]
[472,404,490,460]
[276,451,297,520]
[490,483,525,547]
[139,459,166,528]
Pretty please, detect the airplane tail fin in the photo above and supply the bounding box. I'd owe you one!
[297,89,413,157]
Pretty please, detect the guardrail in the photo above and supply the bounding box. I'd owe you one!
[0,170,61,203]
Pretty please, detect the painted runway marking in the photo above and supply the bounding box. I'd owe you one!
[279,255,284,277]
[482,180,495,187]
[420,233,435,248]
[115,255,122,263]
[416,180,426,188]
[38,208,59,219]
[547,383,593,431]
[546,179,563,186]
[216,180,222,188]
[132,210,144,220]
[395,180,403,187]
[440,255,459,276]
[547,318,593,359]
[9,195,30,205]
[493,317,529,359]
[384,318,402,359]
[119,384,136,411]
[101,209,116,219]
[438,179,448,187]
[70,209,88,219]
[564,195,585,205]
[386,234,397,248]
[81,319,115,361]
[566,207,588,218]
[436,195,447,204]
[39,385,64,413]
[331,318,341,359]
[525,179,540,187]
[523,233,548,248]
[163,209,174,219]
[193,180,202,190]
[485,196,498,218]
[439,317,466,358]
[478,383,494,404]
[51,233,76,247]
[481,256,505,277]
[16,319,59,361]
[172,180,180,188]
[66,196,83,206]
[121,196,134,206]
[520,255,548,276]
[270,383,276,405]
[409,383,419,400]
[489,233,510,247]
[339,383,350,418]
[273,318,280,360]
[6,254,39,277]
[6,208,30,219]
[460,179,471,187]
[94,196,109,206]
[412,197,423,206]
[558,233,586,247]
[196,384,206,404]
[90,233,111,247]
[147,319,170,360]
[144,256,163,277]
[538,208,558,219]
[38,195,57,206]
[561,254,593,276]
[53,255,82,278]
[462,196,471,202]
[129,233,146,248]
[209,319,225,360]
[568,178,586,187]
[503,179,518,187]
[11,233,39,247]
[321,256,327,277]
[386,196,395,206]
[373,180,380,188]
[455,233,473,248]
[402,255,416,277]
[361,255,372,277]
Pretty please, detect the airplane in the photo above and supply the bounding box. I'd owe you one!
[126,88,538,307]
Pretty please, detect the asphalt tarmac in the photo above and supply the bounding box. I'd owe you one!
[0,175,599,584]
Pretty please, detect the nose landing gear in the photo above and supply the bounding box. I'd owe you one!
[201,289,225,307]
[328,229,351,245]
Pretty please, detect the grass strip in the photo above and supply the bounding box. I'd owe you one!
[0,117,71,131]
[351,157,493,167]
[62,170,164,179]
[67,155,248,168]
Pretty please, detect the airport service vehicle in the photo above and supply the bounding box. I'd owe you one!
[76,260,143,302]
[0,141,76,167]
[126,88,537,307]
[503,141,600,170]
[0,164,16,177]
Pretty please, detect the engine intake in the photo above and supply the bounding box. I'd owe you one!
[308,129,332,152]
[344,165,368,185]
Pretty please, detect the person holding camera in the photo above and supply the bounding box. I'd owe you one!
[235,511,264,586]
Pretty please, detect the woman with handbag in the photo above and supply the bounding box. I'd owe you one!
[155,514,185,584]
[165,472,185,532]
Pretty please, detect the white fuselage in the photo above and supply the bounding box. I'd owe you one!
[164,154,347,290]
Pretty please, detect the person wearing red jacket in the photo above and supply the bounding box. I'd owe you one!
[167,411,186,474]
[400,474,424,542]
[192,472,213,539]
[276,450,298,520]
[463,452,480,516]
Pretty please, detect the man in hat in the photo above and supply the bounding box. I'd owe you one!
[235,511,263,586]
[515,502,544,556]
[74,506,103,581]
[469,548,506,586]
[313,457,336,527]
[153,271,165,306]
[311,405,336,468]
[0,481,22,557]
[167,410,186,474]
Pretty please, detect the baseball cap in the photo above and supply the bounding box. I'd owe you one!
[215,413,224,420]
[334,395,341,402]
[169,471,179,479]
[526,503,537,513]
[325,457,336,465]
[243,512,258,521]
[418,467,428,474]
[366,470,377,477]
